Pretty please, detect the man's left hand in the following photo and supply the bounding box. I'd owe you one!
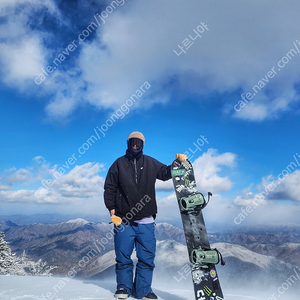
[176,153,187,161]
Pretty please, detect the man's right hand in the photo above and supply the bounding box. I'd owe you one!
[111,214,122,226]
[109,209,122,226]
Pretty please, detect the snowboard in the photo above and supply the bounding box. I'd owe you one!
[171,158,225,300]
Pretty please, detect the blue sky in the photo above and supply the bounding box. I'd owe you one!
[0,0,300,227]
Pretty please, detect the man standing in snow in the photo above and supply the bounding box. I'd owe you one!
[104,131,186,300]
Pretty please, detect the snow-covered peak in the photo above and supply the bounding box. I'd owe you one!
[66,218,89,226]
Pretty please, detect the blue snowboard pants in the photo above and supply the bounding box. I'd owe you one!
[114,222,156,299]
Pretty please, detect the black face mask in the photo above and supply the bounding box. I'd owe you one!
[127,138,144,156]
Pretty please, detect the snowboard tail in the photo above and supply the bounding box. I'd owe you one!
[171,159,225,300]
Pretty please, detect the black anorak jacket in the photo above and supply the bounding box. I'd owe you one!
[104,150,171,221]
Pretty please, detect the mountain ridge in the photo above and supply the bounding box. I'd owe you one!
[1,217,299,286]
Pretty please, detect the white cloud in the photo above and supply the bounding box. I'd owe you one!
[0,38,46,84]
[233,92,299,121]
[0,159,105,212]
[34,161,105,204]
[0,184,10,191]
[232,199,300,227]
[234,168,300,207]
[155,149,237,224]
[0,0,57,11]
[51,162,105,199]
[1,167,35,188]
[155,148,236,193]
[0,189,37,204]
[0,148,236,216]
[50,0,300,119]
[2,0,300,120]
[155,179,173,191]
[1,152,299,225]
[0,0,60,89]
[157,188,300,227]
[157,151,300,226]
[44,73,88,119]
[276,171,300,201]
[260,170,300,202]
[193,149,236,193]
[5,168,31,186]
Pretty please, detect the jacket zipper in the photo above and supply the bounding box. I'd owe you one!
[134,158,138,184]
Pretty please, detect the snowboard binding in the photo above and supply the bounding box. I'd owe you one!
[179,192,212,212]
[190,248,226,266]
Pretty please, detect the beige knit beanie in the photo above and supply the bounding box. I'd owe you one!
[128,131,145,143]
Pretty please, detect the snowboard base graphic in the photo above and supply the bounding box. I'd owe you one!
[171,158,225,300]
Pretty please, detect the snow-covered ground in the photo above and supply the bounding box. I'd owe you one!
[0,275,298,300]
[0,275,112,300]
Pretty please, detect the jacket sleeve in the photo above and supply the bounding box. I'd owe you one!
[156,163,172,181]
[103,161,119,211]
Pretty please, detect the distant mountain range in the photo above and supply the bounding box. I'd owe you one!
[0,214,103,226]
[1,216,300,292]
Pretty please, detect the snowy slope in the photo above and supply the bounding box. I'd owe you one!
[0,275,112,300]
[78,239,295,290]
[212,242,281,268]
[0,275,293,300]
